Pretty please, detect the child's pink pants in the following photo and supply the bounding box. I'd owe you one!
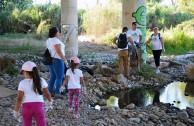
[22,102,46,126]
[68,89,81,114]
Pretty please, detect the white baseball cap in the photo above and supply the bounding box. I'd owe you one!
[21,61,37,72]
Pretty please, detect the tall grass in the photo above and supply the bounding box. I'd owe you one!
[0,34,45,55]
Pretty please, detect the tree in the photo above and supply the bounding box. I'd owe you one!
[178,0,194,14]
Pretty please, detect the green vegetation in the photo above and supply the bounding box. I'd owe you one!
[0,34,45,55]
[136,64,156,79]
[0,0,194,55]
[0,56,18,76]
[146,28,194,54]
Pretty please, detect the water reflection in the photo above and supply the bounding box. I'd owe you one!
[105,82,194,109]
[160,82,194,109]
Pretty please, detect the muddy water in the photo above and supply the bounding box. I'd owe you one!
[105,82,194,109]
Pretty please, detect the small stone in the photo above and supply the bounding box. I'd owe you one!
[176,121,187,126]
[138,114,144,119]
[0,100,12,107]
[98,99,107,106]
[186,109,194,116]
[152,106,160,112]
[185,118,194,124]
[107,106,115,113]
[131,75,136,80]
[126,103,135,110]
[121,109,129,116]
[117,74,127,84]
[129,118,141,123]
[109,119,118,125]
[149,114,159,120]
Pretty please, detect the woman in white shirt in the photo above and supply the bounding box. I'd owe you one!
[144,26,165,74]
[46,27,68,95]
[14,61,51,126]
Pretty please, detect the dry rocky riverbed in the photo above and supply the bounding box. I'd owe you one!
[0,52,194,126]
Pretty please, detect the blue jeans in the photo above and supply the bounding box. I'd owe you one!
[48,57,64,94]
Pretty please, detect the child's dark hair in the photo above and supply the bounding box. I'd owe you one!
[27,67,43,95]
[122,27,128,32]
[71,60,79,74]
[49,27,58,38]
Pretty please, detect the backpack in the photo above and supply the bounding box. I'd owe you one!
[42,48,52,65]
[118,33,128,49]
[151,33,161,39]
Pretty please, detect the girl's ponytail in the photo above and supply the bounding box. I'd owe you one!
[71,60,79,74]
[31,67,43,95]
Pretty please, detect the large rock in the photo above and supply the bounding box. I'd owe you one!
[176,122,187,126]
[129,118,141,123]
[177,111,189,120]
[185,65,194,81]
[117,74,127,84]
[100,65,115,77]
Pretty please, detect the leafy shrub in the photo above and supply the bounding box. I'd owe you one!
[82,0,122,35]
[0,56,18,76]
[36,20,51,36]
[136,64,155,79]
[147,3,194,29]
[145,28,194,54]
[176,19,194,31]
[97,29,121,46]
[6,64,18,76]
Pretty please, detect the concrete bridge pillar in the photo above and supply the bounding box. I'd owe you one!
[61,0,78,59]
[122,0,147,63]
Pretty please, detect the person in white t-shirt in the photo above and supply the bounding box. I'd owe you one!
[13,61,52,126]
[127,22,142,44]
[46,27,68,95]
[144,26,165,74]
[113,27,134,76]
[60,56,85,119]
[127,22,142,62]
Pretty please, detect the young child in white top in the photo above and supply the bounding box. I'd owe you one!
[14,61,52,125]
[60,56,85,119]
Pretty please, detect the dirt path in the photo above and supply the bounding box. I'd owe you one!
[78,41,117,54]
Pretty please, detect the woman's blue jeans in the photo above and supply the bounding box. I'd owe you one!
[48,57,64,94]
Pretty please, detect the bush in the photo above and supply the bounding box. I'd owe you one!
[136,64,155,79]
[36,20,51,36]
[176,19,194,31]
[6,64,18,76]
[0,56,18,76]
[147,3,194,29]
[97,29,121,46]
[82,0,122,35]
[145,28,194,54]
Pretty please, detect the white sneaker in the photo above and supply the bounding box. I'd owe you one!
[156,69,160,74]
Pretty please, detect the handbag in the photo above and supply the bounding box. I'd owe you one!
[42,48,52,65]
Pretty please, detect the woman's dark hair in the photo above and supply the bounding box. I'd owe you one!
[49,27,58,38]
[71,60,79,74]
[28,67,43,95]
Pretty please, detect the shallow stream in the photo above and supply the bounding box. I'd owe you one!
[104,82,194,109]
